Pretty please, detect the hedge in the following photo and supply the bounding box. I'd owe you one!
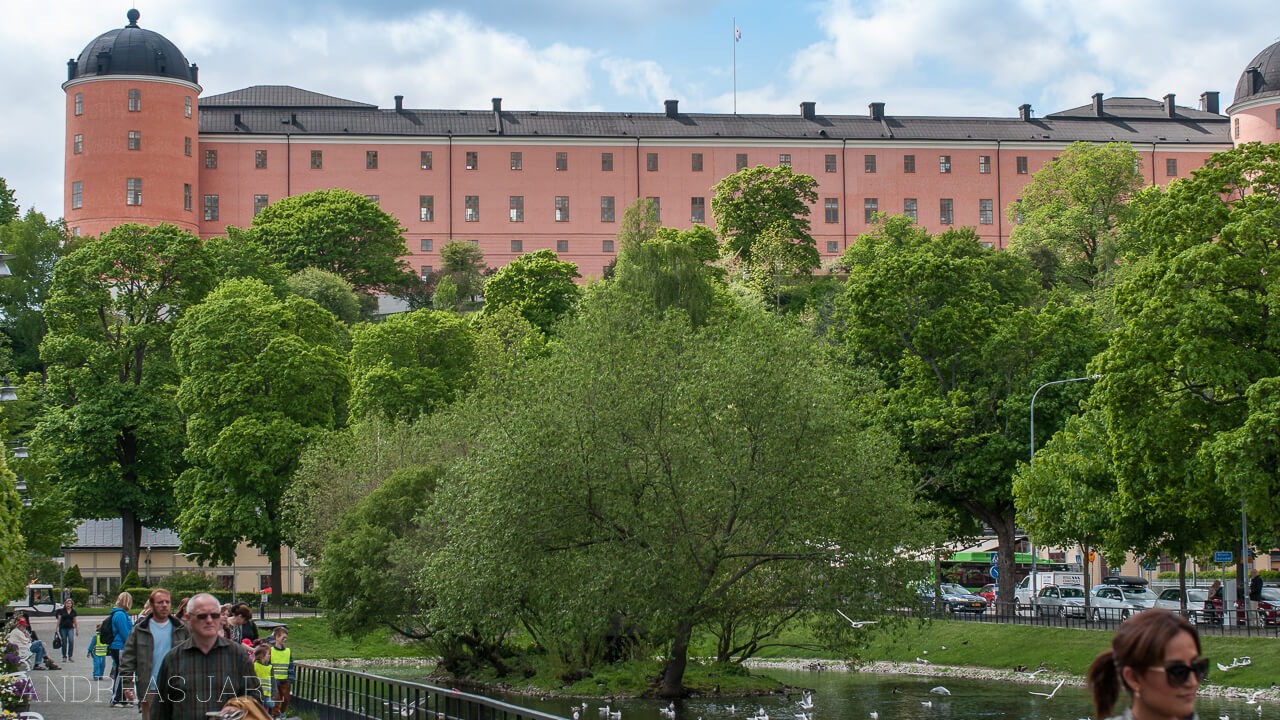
[116,587,319,608]
[1155,569,1280,581]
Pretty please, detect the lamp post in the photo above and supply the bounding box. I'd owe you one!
[1028,374,1103,604]
[0,376,18,403]
[0,253,14,279]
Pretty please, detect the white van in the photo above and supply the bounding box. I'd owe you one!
[1015,572,1083,611]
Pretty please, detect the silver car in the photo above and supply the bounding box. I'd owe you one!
[1090,585,1157,620]
[1154,587,1209,614]
[1035,584,1087,618]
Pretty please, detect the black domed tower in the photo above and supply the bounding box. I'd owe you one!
[62,10,202,238]
[1226,39,1280,146]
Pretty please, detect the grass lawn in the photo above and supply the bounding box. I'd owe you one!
[286,617,433,661]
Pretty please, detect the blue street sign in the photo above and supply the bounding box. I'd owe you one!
[1076,554,1082,564]
[989,565,999,579]
[1213,551,1234,563]
[989,552,998,564]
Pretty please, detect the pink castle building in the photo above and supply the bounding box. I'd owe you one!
[64,11,1280,281]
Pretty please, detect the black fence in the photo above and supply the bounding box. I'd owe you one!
[904,604,1280,638]
[292,664,569,720]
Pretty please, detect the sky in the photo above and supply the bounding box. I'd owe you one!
[2,0,1278,219]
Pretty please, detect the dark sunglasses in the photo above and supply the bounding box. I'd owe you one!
[193,612,221,621]
[1151,658,1209,687]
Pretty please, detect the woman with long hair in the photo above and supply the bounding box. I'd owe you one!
[1086,609,1206,720]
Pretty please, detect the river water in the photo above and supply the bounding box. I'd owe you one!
[366,665,1271,720]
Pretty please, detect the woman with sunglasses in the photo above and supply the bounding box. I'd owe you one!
[1087,609,1207,720]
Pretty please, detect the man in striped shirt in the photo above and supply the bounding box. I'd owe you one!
[152,593,265,720]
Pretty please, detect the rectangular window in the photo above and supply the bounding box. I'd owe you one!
[420,265,432,280]
[183,183,192,211]
[71,181,82,209]
[1276,108,1280,129]
[184,137,191,156]
[255,150,267,169]
[556,152,568,171]
[254,194,269,216]
[1234,117,1240,138]
[826,241,839,253]
[128,89,140,112]
[737,153,748,171]
[940,198,954,225]
[1016,156,1028,174]
[204,194,219,221]
[904,198,917,221]
[205,149,217,169]
[1014,200,1024,224]
[779,153,791,166]
[185,96,192,118]
[825,154,838,173]
[1166,158,1177,176]
[648,197,661,223]
[311,150,323,169]
[824,198,839,223]
[465,195,479,222]
[647,153,658,171]
[72,227,80,237]
[864,154,876,173]
[904,154,916,173]
[466,151,478,170]
[74,134,83,154]
[420,195,434,222]
[420,238,433,251]
[691,153,703,172]
[75,93,83,116]
[979,155,991,174]
[864,198,878,224]
[603,239,615,253]
[510,152,522,170]
[366,151,378,169]
[939,155,951,173]
[1133,157,1142,173]
[509,196,524,222]
[421,150,432,170]
[601,196,615,222]
[691,196,706,224]
[366,195,380,205]
[979,199,993,224]
[128,131,141,150]
[601,152,613,171]
[557,240,569,252]
[511,239,523,253]
[555,196,570,222]
[126,178,142,206]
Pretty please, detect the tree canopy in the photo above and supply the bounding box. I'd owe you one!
[612,225,724,328]
[286,267,361,325]
[348,309,476,422]
[0,429,28,599]
[0,178,17,225]
[0,211,76,374]
[481,249,582,333]
[712,165,819,271]
[438,241,486,305]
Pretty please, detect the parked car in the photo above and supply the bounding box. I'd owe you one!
[1035,584,1087,618]
[1154,587,1209,615]
[1089,585,1155,620]
[976,584,998,603]
[1258,587,1280,626]
[920,583,989,614]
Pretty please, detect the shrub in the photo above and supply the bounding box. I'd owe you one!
[158,571,216,595]
[120,570,142,588]
[54,587,90,605]
[63,565,83,589]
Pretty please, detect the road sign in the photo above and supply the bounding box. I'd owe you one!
[1213,551,1234,563]
[989,552,998,564]
[1088,551,1096,562]
[1076,554,1082,564]
[989,565,999,579]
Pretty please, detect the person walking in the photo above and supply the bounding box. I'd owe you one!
[1087,609,1206,720]
[151,593,265,720]
[53,597,78,662]
[121,588,190,720]
[1248,569,1263,621]
[108,590,135,707]
[268,626,294,718]
[87,625,108,680]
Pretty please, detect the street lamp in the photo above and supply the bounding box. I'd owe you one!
[1028,374,1103,602]
[0,376,17,403]
[0,253,14,279]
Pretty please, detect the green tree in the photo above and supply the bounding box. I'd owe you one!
[247,189,413,293]
[0,210,76,374]
[426,290,927,695]
[481,249,582,333]
[286,267,361,325]
[616,197,662,249]
[0,178,17,225]
[431,275,458,312]
[13,454,77,557]
[612,225,724,328]
[63,564,83,589]
[1008,142,1144,292]
[348,309,476,422]
[37,223,218,579]
[438,241,486,304]
[712,164,819,271]
[0,429,27,599]
[839,217,1103,609]
[172,278,349,601]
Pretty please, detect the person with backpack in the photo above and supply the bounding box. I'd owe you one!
[87,624,108,680]
[105,591,135,707]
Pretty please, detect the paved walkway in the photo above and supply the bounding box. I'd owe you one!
[19,615,118,719]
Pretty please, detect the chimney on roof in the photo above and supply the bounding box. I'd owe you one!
[1018,103,1032,120]
[1163,93,1176,118]
[492,97,504,135]
[1092,92,1104,116]
[800,101,816,120]
[1200,91,1220,115]
[395,95,403,111]
[869,102,884,121]
[665,99,679,118]
[190,64,198,84]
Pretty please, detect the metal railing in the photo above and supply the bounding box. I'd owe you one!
[292,664,569,720]
[903,604,1280,637]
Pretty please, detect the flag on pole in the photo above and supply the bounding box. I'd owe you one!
[735,24,741,42]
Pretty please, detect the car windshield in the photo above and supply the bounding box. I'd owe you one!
[1187,590,1207,602]
[940,584,969,595]
[1122,588,1156,600]
[1060,587,1085,598]
[1261,587,1280,601]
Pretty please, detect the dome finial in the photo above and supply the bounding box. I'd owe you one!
[126,9,140,27]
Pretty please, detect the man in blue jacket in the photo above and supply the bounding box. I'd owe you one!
[108,591,135,707]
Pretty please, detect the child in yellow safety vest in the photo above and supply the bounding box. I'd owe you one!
[269,626,294,719]
[252,644,275,713]
[86,631,108,680]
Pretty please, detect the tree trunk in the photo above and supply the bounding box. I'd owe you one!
[120,507,141,583]
[658,620,694,698]
[271,545,282,604]
[1081,541,1092,617]
[990,509,1018,615]
[1178,553,1188,615]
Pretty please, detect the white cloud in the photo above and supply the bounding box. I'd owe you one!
[601,57,675,108]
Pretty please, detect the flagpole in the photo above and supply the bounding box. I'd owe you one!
[732,16,737,114]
